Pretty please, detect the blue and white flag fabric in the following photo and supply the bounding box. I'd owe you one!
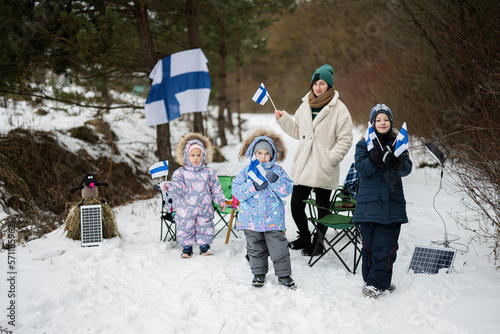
[145,48,211,126]
[363,121,377,151]
[252,83,269,105]
[394,122,408,157]
[247,154,267,185]
[149,161,168,179]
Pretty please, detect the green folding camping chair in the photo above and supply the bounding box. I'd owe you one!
[213,176,239,243]
[303,164,361,274]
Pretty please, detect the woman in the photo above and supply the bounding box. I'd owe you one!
[275,64,353,256]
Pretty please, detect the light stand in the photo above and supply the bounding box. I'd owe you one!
[424,138,451,247]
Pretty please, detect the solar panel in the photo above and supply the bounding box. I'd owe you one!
[408,245,457,274]
[80,204,103,247]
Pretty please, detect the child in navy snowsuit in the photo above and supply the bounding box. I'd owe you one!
[352,104,412,298]
[161,133,226,258]
[232,129,295,289]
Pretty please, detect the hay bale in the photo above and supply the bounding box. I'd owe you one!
[64,198,120,240]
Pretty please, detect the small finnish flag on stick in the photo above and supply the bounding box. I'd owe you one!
[394,122,409,157]
[149,161,169,179]
[247,155,267,185]
[252,83,269,105]
[363,122,377,151]
[252,83,277,110]
[247,154,279,201]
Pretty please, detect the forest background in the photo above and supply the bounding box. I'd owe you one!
[0,0,498,257]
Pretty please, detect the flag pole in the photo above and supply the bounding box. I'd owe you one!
[370,124,383,148]
[266,91,277,110]
[374,133,383,149]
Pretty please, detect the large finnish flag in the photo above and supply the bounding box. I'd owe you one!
[145,48,211,126]
[247,154,267,185]
[363,121,377,151]
[394,122,409,157]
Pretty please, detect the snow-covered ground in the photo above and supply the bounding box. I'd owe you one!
[1,100,499,333]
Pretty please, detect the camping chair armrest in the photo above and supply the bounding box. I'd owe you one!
[213,201,238,213]
[302,199,332,212]
[213,201,224,212]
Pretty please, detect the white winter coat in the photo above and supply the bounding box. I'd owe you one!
[276,90,353,190]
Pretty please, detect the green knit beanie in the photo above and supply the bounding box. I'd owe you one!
[311,64,334,88]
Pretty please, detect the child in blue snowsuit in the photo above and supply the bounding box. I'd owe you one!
[232,129,295,289]
[161,133,226,258]
[352,104,412,298]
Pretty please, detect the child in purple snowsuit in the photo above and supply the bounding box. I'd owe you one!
[232,129,296,289]
[161,133,226,258]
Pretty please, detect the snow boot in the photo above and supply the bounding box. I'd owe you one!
[362,285,382,299]
[301,236,324,256]
[199,244,213,256]
[288,233,311,250]
[181,246,193,258]
[278,276,297,290]
[252,275,266,288]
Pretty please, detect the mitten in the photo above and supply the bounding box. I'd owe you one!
[391,155,405,172]
[160,181,170,191]
[253,181,269,191]
[369,148,384,168]
[265,170,279,183]
[382,150,397,166]
[382,150,405,172]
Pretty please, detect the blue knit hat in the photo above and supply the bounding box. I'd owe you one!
[370,104,393,127]
[254,139,274,158]
[311,64,334,88]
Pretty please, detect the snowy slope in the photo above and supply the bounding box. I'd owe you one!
[1,110,499,334]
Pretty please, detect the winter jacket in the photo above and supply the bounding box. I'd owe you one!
[276,90,353,190]
[168,134,225,221]
[169,165,224,220]
[352,134,412,225]
[232,130,293,232]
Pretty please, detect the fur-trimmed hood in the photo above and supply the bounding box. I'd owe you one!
[238,128,287,163]
[175,132,214,166]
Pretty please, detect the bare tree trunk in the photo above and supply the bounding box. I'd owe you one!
[133,0,156,71]
[217,17,228,147]
[236,52,242,142]
[186,0,204,135]
[133,0,173,171]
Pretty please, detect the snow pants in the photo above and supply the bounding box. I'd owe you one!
[176,214,215,247]
[359,222,401,290]
[244,230,291,277]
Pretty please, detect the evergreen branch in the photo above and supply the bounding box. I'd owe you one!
[0,89,143,111]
